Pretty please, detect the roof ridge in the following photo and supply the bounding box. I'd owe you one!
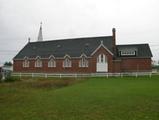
[30,35,113,43]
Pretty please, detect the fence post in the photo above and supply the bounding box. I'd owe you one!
[75,74,77,78]
[20,73,22,79]
[136,72,138,78]
[32,73,34,78]
[45,74,47,78]
[107,73,108,78]
[60,74,62,78]
[120,73,123,78]
[149,72,152,78]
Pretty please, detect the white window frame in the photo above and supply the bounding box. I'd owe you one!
[79,56,88,67]
[23,58,29,68]
[63,57,71,68]
[97,54,106,63]
[120,51,136,56]
[35,58,42,67]
[48,58,56,68]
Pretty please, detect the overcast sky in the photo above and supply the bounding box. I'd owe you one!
[0,0,159,65]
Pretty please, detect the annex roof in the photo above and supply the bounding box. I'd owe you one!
[116,44,153,58]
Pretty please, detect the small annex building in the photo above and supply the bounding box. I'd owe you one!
[13,28,152,73]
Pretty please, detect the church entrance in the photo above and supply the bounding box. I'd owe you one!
[96,54,108,72]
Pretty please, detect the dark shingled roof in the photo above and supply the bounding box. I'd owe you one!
[14,36,113,59]
[14,36,152,59]
[117,44,153,58]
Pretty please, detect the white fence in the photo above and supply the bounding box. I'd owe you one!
[11,72,154,78]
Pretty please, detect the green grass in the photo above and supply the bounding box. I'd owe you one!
[0,76,159,120]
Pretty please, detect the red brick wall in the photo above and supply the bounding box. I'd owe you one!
[113,60,121,73]
[13,47,152,73]
[13,59,92,73]
[13,46,114,73]
[91,46,114,72]
[120,58,152,72]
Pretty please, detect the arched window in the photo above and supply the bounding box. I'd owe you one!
[101,54,103,62]
[63,56,71,67]
[48,58,56,67]
[35,57,42,67]
[79,56,88,67]
[97,54,106,63]
[23,57,29,67]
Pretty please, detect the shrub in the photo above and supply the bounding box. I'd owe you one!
[29,78,76,89]
[53,80,71,88]
[31,80,55,88]
[4,76,20,82]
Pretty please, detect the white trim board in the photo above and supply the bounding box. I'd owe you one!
[91,43,113,56]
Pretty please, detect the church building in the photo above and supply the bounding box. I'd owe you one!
[13,25,152,73]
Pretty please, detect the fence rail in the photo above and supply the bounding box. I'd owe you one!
[11,72,154,78]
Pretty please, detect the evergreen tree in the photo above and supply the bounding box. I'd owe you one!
[4,61,12,66]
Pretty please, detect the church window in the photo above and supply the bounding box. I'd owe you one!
[120,50,136,56]
[79,56,88,67]
[63,57,71,67]
[97,54,106,63]
[23,58,29,67]
[35,57,42,67]
[48,58,56,67]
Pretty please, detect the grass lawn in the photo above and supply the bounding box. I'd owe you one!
[0,76,159,120]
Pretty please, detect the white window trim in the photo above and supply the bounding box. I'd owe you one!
[49,55,55,59]
[120,51,136,56]
[91,42,113,56]
[48,58,56,68]
[35,58,42,67]
[23,59,29,68]
[97,54,107,63]
[63,57,72,68]
[79,56,88,68]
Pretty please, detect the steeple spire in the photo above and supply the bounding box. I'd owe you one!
[37,22,43,42]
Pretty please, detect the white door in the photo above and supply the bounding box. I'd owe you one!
[96,54,108,72]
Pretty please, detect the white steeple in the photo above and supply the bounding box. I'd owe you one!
[37,22,43,42]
